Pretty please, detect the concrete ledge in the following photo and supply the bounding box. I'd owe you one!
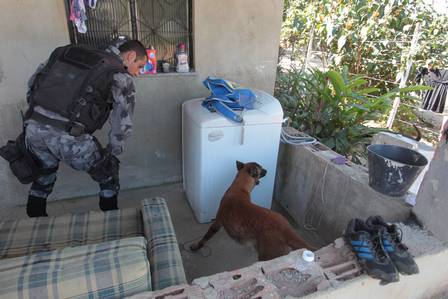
[126,224,448,299]
[303,223,447,299]
[414,108,446,129]
[138,71,199,78]
[304,248,448,299]
[274,130,411,245]
[125,223,448,299]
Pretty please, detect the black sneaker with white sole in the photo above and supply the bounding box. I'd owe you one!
[345,218,399,284]
[366,215,419,275]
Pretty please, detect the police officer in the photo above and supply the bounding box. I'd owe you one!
[24,40,148,217]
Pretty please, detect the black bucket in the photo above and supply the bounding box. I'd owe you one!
[367,144,428,197]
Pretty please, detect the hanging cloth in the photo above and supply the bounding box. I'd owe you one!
[70,0,99,33]
[416,68,448,113]
[70,0,87,33]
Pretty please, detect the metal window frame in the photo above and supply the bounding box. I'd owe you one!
[64,0,194,68]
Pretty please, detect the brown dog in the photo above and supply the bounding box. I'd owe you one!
[190,161,311,261]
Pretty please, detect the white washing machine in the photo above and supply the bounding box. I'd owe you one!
[182,89,284,223]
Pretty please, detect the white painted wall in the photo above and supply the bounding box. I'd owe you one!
[0,0,284,218]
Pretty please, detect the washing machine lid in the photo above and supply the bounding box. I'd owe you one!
[183,89,284,128]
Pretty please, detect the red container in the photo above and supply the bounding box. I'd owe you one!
[140,48,157,74]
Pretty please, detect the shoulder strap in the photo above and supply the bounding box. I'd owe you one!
[202,77,257,123]
[202,98,244,123]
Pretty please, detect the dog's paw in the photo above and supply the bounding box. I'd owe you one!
[190,243,201,251]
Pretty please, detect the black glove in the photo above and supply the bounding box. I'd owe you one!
[88,151,120,190]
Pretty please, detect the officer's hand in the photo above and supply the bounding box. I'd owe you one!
[107,143,123,156]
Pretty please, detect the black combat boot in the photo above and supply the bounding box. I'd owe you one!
[26,195,48,217]
[99,195,118,211]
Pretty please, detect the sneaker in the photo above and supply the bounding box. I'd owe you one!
[366,216,419,275]
[345,218,399,284]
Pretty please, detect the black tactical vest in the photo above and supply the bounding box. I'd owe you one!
[27,44,126,134]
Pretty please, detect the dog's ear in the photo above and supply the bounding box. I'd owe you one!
[249,167,258,178]
[236,161,244,170]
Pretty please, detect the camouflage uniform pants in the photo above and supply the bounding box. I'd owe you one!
[25,120,118,199]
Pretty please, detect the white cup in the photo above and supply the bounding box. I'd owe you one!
[162,62,170,73]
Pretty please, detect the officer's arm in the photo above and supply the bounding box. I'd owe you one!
[107,73,136,156]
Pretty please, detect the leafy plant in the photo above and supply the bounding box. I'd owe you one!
[279,0,448,140]
[275,67,430,163]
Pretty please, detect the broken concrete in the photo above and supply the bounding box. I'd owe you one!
[189,248,332,298]
[259,250,328,297]
[125,223,448,299]
[274,129,411,246]
[192,263,280,299]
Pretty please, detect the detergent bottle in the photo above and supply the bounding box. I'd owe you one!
[140,46,157,75]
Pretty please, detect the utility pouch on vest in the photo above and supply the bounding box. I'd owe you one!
[0,133,42,184]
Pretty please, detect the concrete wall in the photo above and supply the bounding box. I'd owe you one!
[414,141,448,244]
[274,129,411,246]
[0,0,284,216]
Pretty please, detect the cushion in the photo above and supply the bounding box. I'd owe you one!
[141,198,187,290]
[0,208,143,259]
[0,237,151,299]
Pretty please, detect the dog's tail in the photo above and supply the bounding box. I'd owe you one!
[286,230,317,251]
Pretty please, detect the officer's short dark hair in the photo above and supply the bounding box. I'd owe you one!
[119,40,147,60]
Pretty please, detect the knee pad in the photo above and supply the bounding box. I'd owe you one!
[89,155,120,186]
[30,172,57,198]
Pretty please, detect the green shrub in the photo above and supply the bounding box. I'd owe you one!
[275,67,430,163]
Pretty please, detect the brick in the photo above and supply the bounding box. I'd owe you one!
[193,264,281,299]
[315,238,362,286]
[215,276,280,299]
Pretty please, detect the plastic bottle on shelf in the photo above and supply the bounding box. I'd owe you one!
[176,43,189,73]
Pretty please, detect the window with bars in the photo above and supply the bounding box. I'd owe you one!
[65,0,193,70]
